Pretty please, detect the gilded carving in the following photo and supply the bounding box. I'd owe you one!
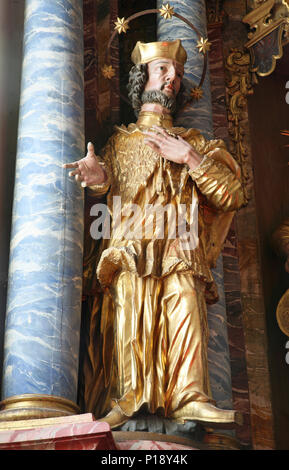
[243,0,275,41]
[243,0,289,76]
[225,49,258,204]
[215,0,288,201]
[272,218,289,336]
[276,291,289,337]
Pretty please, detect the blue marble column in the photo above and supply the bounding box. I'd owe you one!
[157,0,233,413]
[157,0,213,139]
[0,0,25,399]
[0,0,85,419]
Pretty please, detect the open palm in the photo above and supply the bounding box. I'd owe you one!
[63,142,107,187]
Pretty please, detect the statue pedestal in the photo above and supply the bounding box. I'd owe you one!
[0,414,241,450]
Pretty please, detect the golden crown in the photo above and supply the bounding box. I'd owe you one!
[131,40,187,66]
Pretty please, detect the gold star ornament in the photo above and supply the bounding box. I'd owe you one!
[196,37,211,54]
[114,17,129,34]
[190,87,203,101]
[101,64,116,80]
[159,3,175,20]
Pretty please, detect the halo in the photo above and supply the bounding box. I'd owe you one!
[102,3,211,104]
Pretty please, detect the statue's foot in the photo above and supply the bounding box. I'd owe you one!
[171,402,243,428]
[97,406,130,429]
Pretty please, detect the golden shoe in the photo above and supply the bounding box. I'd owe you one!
[97,406,130,429]
[171,402,243,428]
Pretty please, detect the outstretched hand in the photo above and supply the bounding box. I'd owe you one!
[63,142,107,187]
[143,125,203,170]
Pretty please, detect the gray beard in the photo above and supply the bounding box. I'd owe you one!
[141,90,177,114]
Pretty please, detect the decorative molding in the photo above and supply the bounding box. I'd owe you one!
[243,0,289,76]
[272,218,289,336]
[221,1,288,201]
[276,290,289,337]
[0,394,80,422]
[225,49,258,204]
[244,0,275,41]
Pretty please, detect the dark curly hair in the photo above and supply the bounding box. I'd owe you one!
[127,63,186,117]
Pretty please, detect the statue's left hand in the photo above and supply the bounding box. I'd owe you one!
[143,125,202,170]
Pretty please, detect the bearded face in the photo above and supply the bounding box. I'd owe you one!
[144,58,183,95]
[127,60,186,117]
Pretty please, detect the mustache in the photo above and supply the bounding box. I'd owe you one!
[161,82,175,95]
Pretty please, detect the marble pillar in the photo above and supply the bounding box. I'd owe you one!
[0,0,85,420]
[158,0,213,138]
[157,0,233,412]
[0,0,25,397]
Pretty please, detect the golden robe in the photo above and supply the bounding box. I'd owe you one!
[82,112,244,420]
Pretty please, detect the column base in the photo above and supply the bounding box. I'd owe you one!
[0,394,80,422]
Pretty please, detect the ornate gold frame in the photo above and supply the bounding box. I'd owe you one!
[243,0,289,76]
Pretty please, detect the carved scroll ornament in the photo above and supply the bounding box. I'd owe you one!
[225,49,258,204]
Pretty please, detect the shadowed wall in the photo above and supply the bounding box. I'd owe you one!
[247,48,289,449]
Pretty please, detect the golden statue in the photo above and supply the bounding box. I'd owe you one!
[64,40,244,429]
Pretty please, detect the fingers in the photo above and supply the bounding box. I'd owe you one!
[144,138,161,154]
[63,142,96,188]
[63,162,84,185]
[63,161,79,169]
[151,125,169,136]
[86,141,95,157]
[63,141,95,169]
[143,126,178,146]
[143,131,165,146]
[65,164,84,184]
[74,174,83,183]
[144,137,163,150]
[68,169,80,177]
[151,125,179,140]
